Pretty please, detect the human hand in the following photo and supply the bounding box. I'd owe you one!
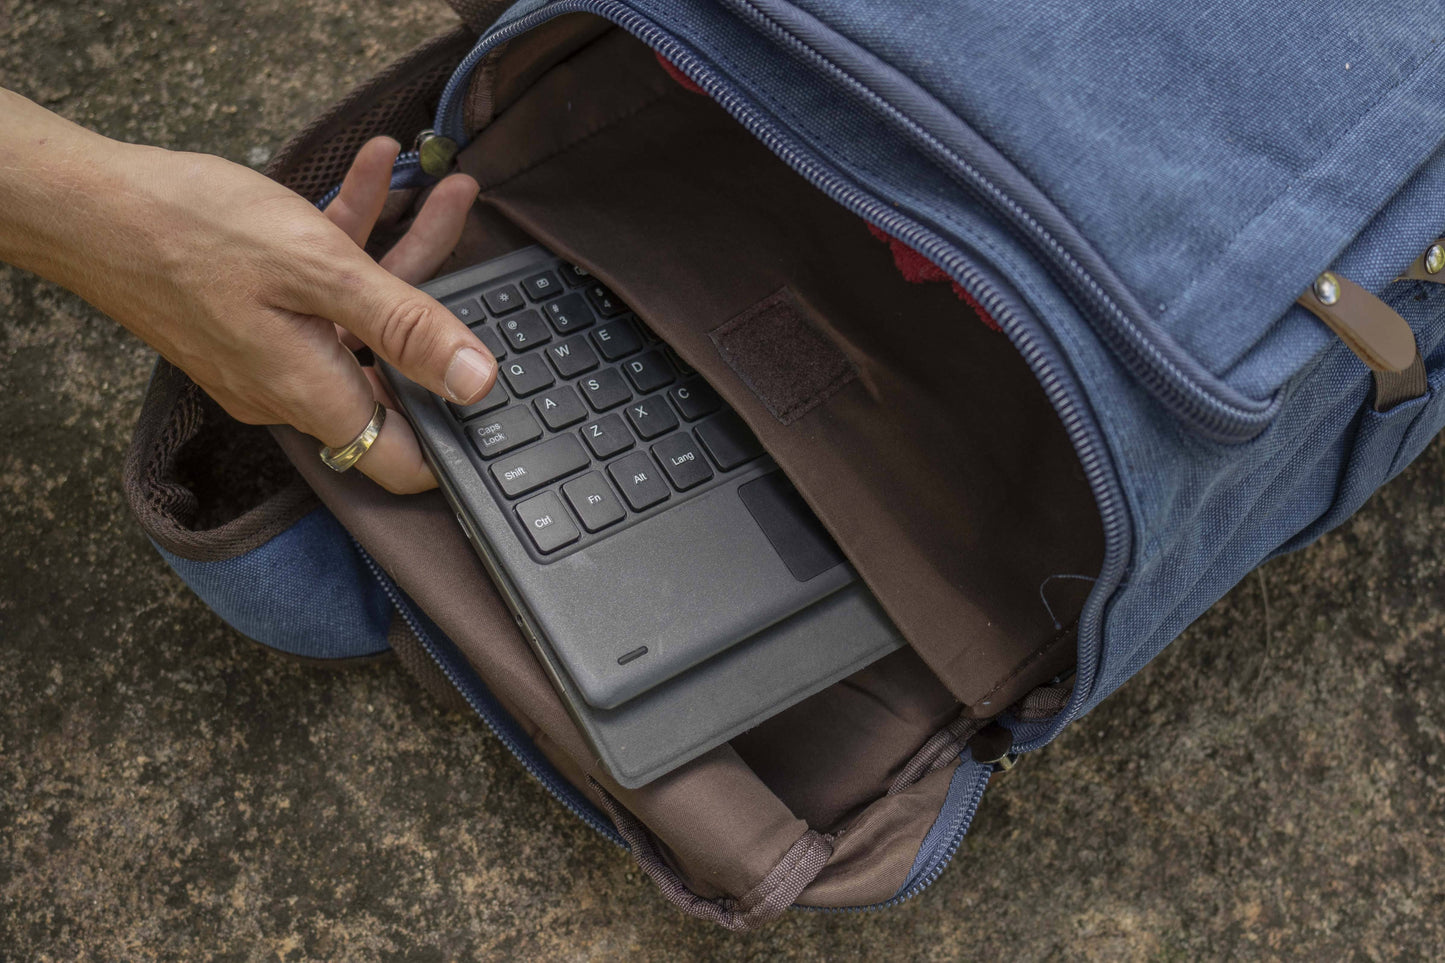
[60,134,489,493]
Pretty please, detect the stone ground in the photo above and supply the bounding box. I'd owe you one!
[1,1,1443,960]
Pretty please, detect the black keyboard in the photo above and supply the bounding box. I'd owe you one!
[438,256,765,559]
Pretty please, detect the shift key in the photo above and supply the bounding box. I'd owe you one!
[489,435,589,498]
[468,406,542,460]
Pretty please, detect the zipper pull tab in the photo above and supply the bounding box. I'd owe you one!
[415,129,458,177]
[969,723,1019,772]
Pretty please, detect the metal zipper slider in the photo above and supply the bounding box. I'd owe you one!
[415,129,459,177]
[969,723,1020,772]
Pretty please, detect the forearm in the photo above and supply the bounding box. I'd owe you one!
[0,88,150,293]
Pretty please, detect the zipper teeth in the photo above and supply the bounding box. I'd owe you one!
[436,0,1134,906]
[725,1,1276,442]
[315,150,423,210]
[351,538,625,846]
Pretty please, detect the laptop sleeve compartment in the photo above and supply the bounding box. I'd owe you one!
[451,26,1106,711]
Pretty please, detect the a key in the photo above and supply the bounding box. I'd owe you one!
[522,271,562,301]
[500,310,550,351]
[579,413,634,459]
[546,336,599,379]
[482,284,524,315]
[448,384,510,421]
[444,295,484,325]
[585,282,626,317]
[652,433,714,491]
[532,386,588,430]
[695,410,763,470]
[624,395,680,440]
[543,293,595,335]
[578,368,631,411]
[489,434,589,499]
[562,471,626,532]
[500,355,556,396]
[468,406,542,459]
[668,379,720,420]
[590,318,642,361]
[621,350,675,393]
[514,491,579,554]
[608,451,670,511]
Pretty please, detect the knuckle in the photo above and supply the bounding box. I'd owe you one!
[375,298,444,365]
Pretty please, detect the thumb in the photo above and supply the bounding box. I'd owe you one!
[304,255,497,405]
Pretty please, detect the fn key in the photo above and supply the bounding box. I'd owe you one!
[515,491,579,554]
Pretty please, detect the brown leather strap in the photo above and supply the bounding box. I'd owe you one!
[1398,238,1445,283]
[1297,271,1426,412]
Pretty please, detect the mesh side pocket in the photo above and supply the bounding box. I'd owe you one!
[123,361,317,562]
[265,26,477,201]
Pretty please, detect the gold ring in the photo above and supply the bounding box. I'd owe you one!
[318,401,386,472]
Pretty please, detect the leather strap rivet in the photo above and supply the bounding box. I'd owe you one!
[1313,271,1341,305]
[1425,243,1445,275]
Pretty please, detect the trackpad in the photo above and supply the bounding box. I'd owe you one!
[737,472,846,581]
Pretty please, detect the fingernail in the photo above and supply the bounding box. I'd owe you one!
[445,347,494,403]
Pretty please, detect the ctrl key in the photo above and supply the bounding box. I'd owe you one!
[515,491,579,554]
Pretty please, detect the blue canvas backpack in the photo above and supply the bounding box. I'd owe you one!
[123,0,1445,928]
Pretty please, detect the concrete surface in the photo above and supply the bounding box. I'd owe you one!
[1,1,1442,959]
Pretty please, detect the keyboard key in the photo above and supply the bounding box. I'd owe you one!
[473,325,507,361]
[624,395,680,440]
[562,471,626,532]
[499,310,550,351]
[522,271,562,300]
[578,368,631,411]
[444,295,484,325]
[590,318,642,361]
[652,433,714,491]
[515,491,579,554]
[543,293,594,335]
[696,410,764,470]
[489,434,589,499]
[500,355,555,396]
[468,406,542,459]
[482,284,524,315]
[560,262,590,286]
[532,385,588,430]
[448,383,509,421]
[668,379,720,420]
[608,451,670,511]
[621,350,675,393]
[545,336,598,378]
[585,282,626,317]
[579,413,634,459]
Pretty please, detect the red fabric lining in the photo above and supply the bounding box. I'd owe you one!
[865,225,1001,331]
[654,51,705,95]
